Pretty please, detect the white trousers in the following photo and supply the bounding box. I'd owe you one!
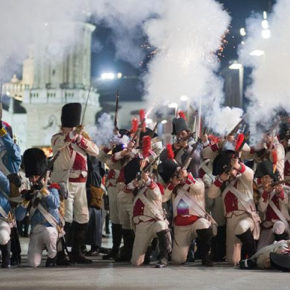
[107,185,120,224]
[131,220,168,266]
[0,220,11,245]
[65,182,89,224]
[28,225,58,268]
[172,218,211,264]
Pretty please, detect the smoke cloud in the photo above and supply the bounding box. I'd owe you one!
[2,0,237,136]
[88,113,114,146]
[239,0,290,142]
[0,0,86,82]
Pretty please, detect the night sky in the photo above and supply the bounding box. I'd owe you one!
[92,0,275,103]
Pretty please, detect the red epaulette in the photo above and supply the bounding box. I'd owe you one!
[156,183,164,195]
[49,183,61,190]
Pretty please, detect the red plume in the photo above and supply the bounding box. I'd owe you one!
[235,133,245,152]
[142,136,151,157]
[208,134,220,144]
[166,144,175,160]
[178,111,186,120]
[139,109,146,132]
[130,118,139,133]
[139,109,145,122]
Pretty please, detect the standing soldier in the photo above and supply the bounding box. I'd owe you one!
[50,103,99,264]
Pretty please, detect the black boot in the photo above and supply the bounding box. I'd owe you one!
[196,228,213,267]
[46,256,56,267]
[144,246,152,265]
[211,225,226,262]
[1,242,11,268]
[239,258,257,269]
[274,231,289,241]
[236,228,256,259]
[155,229,172,268]
[10,227,21,266]
[105,214,110,235]
[56,237,71,265]
[103,223,122,260]
[118,229,135,262]
[64,222,73,247]
[56,251,71,266]
[71,222,92,264]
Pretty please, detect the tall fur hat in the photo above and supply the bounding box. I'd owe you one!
[212,150,235,176]
[124,157,142,185]
[23,148,47,178]
[172,118,189,135]
[255,160,279,181]
[61,103,82,127]
[158,159,179,184]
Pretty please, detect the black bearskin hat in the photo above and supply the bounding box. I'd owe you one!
[158,159,179,184]
[61,103,82,127]
[124,157,142,184]
[172,118,189,135]
[23,148,48,178]
[255,160,279,181]
[212,150,235,176]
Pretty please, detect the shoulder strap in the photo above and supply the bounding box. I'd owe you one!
[37,203,59,229]
[0,205,8,219]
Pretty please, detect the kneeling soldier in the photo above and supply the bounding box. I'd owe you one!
[16,148,60,268]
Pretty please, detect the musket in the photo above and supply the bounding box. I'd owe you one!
[256,178,290,190]
[228,119,244,137]
[114,90,119,132]
[80,87,92,126]
[150,122,159,138]
[182,138,203,170]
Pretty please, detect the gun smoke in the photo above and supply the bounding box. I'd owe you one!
[239,0,290,143]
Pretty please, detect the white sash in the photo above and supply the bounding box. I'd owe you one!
[0,205,8,219]
[135,187,165,221]
[228,184,260,239]
[268,190,289,232]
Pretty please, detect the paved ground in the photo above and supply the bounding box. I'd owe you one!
[0,237,289,290]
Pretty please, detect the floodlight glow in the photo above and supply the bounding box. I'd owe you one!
[161,120,168,124]
[261,20,269,29]
[263,11,267,19]
[100,72,115,80]
[229,63,242,70]
[180,95,188,101]
[250,50,265,57]
[6,91,10,96]
[240,28,246,37]
[117,72,122,79]
[261,29,271,39]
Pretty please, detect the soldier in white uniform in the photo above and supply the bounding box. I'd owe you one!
[208,151,261,265]
[159,158,213,266]
[50,103,99,264]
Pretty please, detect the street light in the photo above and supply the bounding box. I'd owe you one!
[229,62,242,70]
[100,72,115,80]
[250,49,265,57]
[240,28,246,37]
